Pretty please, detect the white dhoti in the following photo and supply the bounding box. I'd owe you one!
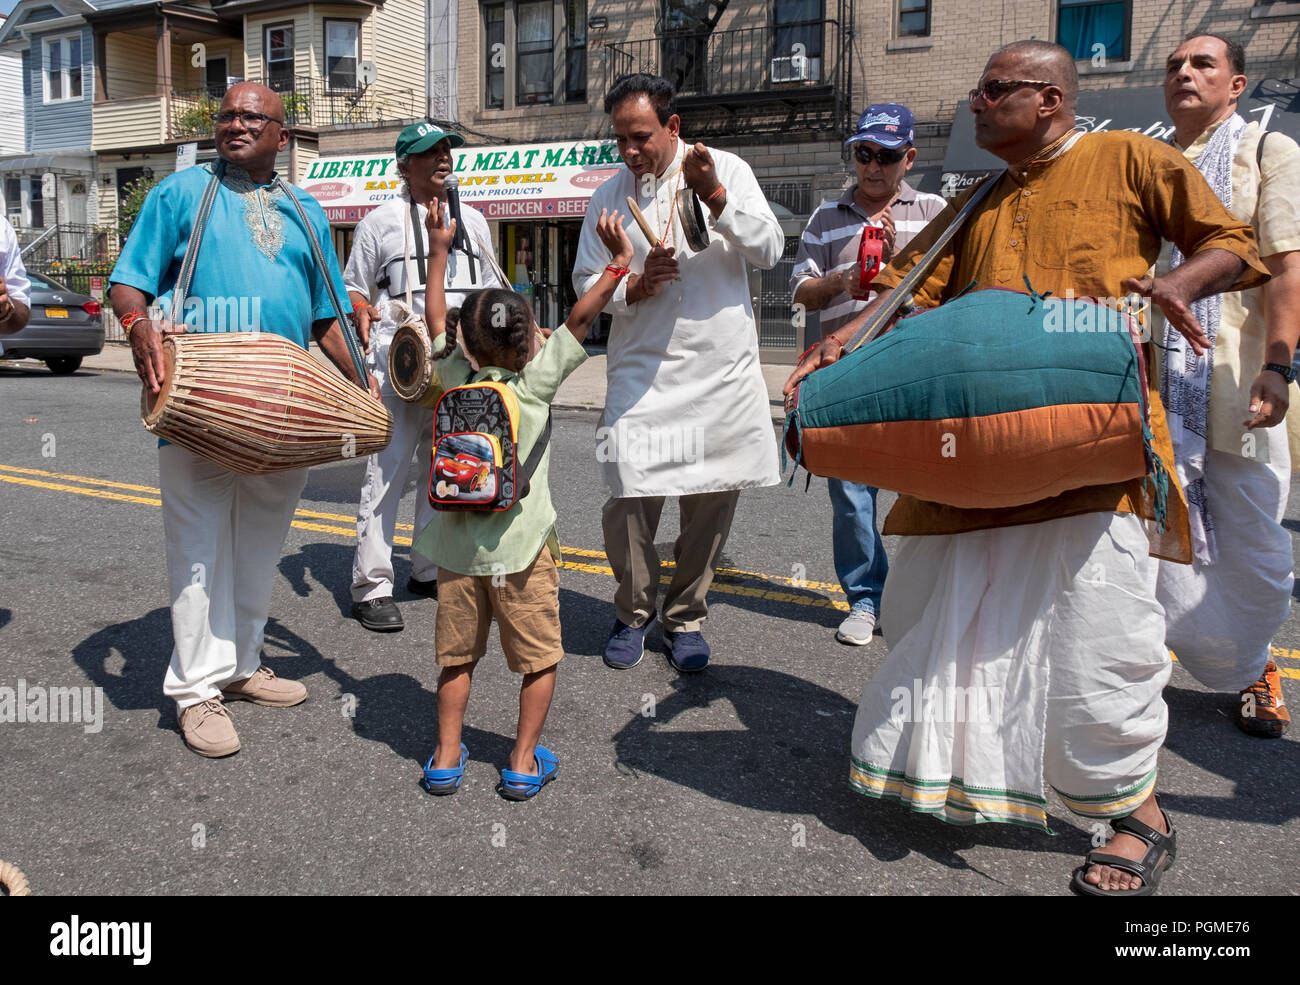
[350,332,438,603]
[160,444,309,708]
[1156,423,1293,691]
[849,512,1171,831]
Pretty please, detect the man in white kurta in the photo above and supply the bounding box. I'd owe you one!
[347,123,505,632]
[1156,35,1300,737]
[574,74,782,672]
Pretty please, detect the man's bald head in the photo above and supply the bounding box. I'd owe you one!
[214,82,288,181]
[221,82,285,121]
[987,40,1078,112]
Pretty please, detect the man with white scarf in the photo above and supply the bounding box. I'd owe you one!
[347,123,506,632]
[1158,34,1300,737]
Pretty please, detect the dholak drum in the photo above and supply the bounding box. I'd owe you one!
[142,332,393,474]
[388,319,444,409]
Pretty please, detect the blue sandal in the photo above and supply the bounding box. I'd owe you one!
[420,742,468,796]
[497,746,559,802]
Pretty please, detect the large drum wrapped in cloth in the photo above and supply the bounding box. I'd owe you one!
[142,332,393,474]
[783,288,1162,510]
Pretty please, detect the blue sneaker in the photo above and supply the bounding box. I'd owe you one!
[604,612,655,670]
[665,630,709,673]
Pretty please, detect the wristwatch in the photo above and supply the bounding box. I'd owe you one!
[1263,362,1297,383]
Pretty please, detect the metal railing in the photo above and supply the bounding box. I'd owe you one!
[18,223,120,267]
[170,75,421,138]
[604,20,844,102]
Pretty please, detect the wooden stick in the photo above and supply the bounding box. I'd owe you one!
[625,195,659,247]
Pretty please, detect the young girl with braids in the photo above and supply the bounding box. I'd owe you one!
[413,202,633,800]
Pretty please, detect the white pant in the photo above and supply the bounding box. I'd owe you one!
[160,444,309,709]
[351,350,438,602]
[1158,423,1293,691]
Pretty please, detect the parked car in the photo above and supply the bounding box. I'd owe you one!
[0,271,105,374]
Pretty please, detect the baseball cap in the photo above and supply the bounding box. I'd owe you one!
[845,104,915,149]
[395,122,465,157]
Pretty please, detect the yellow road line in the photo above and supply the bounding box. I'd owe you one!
[4,462,846,609]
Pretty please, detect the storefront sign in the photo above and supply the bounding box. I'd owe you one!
[302,139,622,223]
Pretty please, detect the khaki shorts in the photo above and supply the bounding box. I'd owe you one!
[436,549,563,675]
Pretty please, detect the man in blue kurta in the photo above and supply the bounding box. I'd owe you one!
[109,83,375,758]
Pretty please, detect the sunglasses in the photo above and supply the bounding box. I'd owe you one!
[968,78,1056,107]
[853,144,908,166]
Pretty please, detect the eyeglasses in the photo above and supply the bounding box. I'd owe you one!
[853,144,908,166]
[211,111,285,130]
[968,79,1057,107]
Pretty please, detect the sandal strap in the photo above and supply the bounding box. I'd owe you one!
[1110,811,1173,849]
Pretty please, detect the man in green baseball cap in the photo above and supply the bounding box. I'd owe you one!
[345,119,506,632]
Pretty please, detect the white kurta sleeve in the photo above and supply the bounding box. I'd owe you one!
[707,153,784,270]
[1,218,31,308]
[574,182,633,314]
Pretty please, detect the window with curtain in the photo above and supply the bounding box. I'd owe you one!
[517,1,554,105]
[29,176,43,228]
[565,0,587,103]
[485,3,505,109]
[325,20,359,90]
[773,0,824,81]
[898,0,929,37]
[266,26,295,91]
[1057,0,1128,60]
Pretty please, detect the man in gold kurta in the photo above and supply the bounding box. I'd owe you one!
[785,41,1268,896]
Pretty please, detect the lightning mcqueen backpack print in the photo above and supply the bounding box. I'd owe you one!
[429,378,551,512]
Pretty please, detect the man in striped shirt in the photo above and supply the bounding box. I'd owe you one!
[790,103,946,645]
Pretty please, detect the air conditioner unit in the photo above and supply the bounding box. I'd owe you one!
[770,56,821,83]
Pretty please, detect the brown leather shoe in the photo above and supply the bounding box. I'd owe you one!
[221,666,307,708]
[1236,661,1289,738]
[179,698,240,758]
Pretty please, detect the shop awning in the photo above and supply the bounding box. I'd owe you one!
[926,78,1300,198]
[301,138,623,223]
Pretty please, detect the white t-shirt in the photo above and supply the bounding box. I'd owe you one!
[343,194,501,349]
[1,217,31,308]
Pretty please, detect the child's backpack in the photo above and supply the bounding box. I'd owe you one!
[428,377,552,511]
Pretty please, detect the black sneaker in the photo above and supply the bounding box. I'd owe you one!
[351,597,404,632]
[406,577,438,599]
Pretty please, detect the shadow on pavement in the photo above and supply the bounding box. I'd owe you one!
[70,607,174,723]
[1159,684,1299,824]
[612,664,1075,887]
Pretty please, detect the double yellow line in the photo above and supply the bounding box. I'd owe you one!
[0,463,850,612]
[6,461,1300,679]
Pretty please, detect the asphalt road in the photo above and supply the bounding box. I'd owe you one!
[1,363,1297,896]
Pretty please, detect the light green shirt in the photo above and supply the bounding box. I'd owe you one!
[413,327,588,575]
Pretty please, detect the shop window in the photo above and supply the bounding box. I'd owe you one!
[325,20,359,91]
[898,0,930,37]
[265,25,295,91]
[1057,0,1129,61]
[482,1,588,110]
[43,33,82,102]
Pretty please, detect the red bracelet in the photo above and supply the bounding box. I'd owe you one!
[706,183,726,204]
[120,311,149,335]
[605,264,630,279]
